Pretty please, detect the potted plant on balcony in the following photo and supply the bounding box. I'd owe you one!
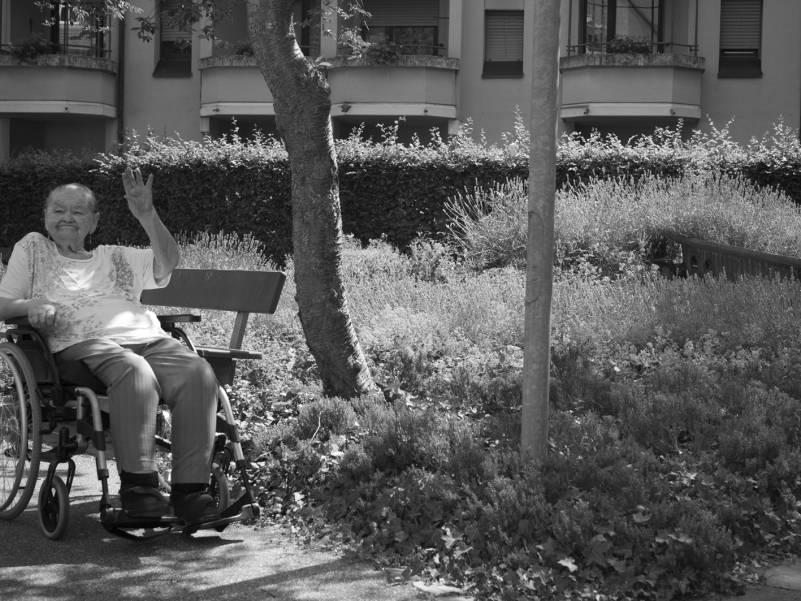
[608,35,652,54]
[365,39,404,65]
[234,39,254,57]
[9,34,54,60]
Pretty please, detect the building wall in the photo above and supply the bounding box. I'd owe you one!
[456,0,533,142]
[557,0,801,146]
[122,0,203,142]
[5,0,801,157]
[695,0,801,144]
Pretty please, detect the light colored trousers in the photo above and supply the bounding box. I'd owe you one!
[54,337,218,484]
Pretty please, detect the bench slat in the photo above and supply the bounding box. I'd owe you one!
[141,269,286,314]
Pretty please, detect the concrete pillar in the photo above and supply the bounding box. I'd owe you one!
[0,117,10,164]
[447,0,463,59]
[320,0,339,58]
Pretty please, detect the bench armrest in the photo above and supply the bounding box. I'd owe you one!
[194,346,263,361]
[156,314,201,325]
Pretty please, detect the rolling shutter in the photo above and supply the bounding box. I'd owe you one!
[161,1,191,44]
[720,0,761,53]
[485,10,524,62]
[362,0,439,26]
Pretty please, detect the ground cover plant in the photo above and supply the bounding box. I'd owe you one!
[154,202,801,600]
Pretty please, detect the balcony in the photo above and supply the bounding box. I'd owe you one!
[0,54,117,118]
[198,55,274,121]
[326,54,459,120]
[560,53,705,124]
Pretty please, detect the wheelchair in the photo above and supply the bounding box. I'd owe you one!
[0,315,261,541]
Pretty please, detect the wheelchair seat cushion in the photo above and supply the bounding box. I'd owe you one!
[57,358,107,392]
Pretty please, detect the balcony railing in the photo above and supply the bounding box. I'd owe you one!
[337,44,447,59]
[210,44,320,58]
[566,40,699,57]
[0,43,110,59]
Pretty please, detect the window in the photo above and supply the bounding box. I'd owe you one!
[297,0,320,57]
[49,2,107,58]
[361,0,440,56]
[483,10,523,78]
[154,0,191,77]
[580,1,663,54]
[719,0,762,78]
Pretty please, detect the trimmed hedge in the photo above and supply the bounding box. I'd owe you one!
[2,118,801,262]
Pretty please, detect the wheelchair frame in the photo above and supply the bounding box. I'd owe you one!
[0,268,286,541]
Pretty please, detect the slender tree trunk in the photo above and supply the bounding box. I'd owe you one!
[247,0,375,398]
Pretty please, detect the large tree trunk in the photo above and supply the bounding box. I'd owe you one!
[247,0,374,398]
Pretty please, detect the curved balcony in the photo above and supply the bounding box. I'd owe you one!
[198,55,274,119]
[0,55,117,118]
[326,55,459,120]
[560,53,705,123]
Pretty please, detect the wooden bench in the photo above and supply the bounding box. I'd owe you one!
[141,269,286,385]
[3,268,286,388]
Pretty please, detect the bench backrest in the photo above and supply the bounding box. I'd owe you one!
[140,268,286,349]
[140,269,285,314]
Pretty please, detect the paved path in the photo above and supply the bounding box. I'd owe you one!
[716,563,801,601]
[0,455,421,601]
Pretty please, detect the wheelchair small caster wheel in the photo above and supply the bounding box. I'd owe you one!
[38,475,69,540]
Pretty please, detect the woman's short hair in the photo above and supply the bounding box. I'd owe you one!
[45,184,99,214]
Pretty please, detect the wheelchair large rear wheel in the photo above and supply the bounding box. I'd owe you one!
[0,343,42,519]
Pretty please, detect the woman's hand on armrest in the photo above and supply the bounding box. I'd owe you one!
[0,297,57,328]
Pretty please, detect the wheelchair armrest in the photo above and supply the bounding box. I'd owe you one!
[156,314,201,325]
[5,316,31,326]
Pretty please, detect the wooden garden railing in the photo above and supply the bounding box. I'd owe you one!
[670,234,801,281]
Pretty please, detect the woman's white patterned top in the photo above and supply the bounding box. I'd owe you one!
[0,232,170,352]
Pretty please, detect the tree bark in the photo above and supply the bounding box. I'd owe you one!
[247,0,375,398]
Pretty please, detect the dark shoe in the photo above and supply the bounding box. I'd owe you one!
[170,490,221,526]
[119,471,171,518]
[120,485,172,518]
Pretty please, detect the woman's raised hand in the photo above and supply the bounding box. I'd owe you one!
[122,167,155,221]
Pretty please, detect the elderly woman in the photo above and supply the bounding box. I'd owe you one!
[0,168,220,526]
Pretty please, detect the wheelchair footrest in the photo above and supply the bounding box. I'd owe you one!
[101,508,180,530]
[182,503,260,536]
[100,502,260,539]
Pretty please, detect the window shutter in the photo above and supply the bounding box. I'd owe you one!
[362,0,439,27]
[161,1,191,43]
[720,0,761,53]
[485,11,524,62]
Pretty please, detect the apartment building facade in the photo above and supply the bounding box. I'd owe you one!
[0,0,797,163]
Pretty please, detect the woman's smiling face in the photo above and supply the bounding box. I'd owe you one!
[44,186,100,248]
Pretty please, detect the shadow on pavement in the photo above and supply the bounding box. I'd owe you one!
[0,458,419,601]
